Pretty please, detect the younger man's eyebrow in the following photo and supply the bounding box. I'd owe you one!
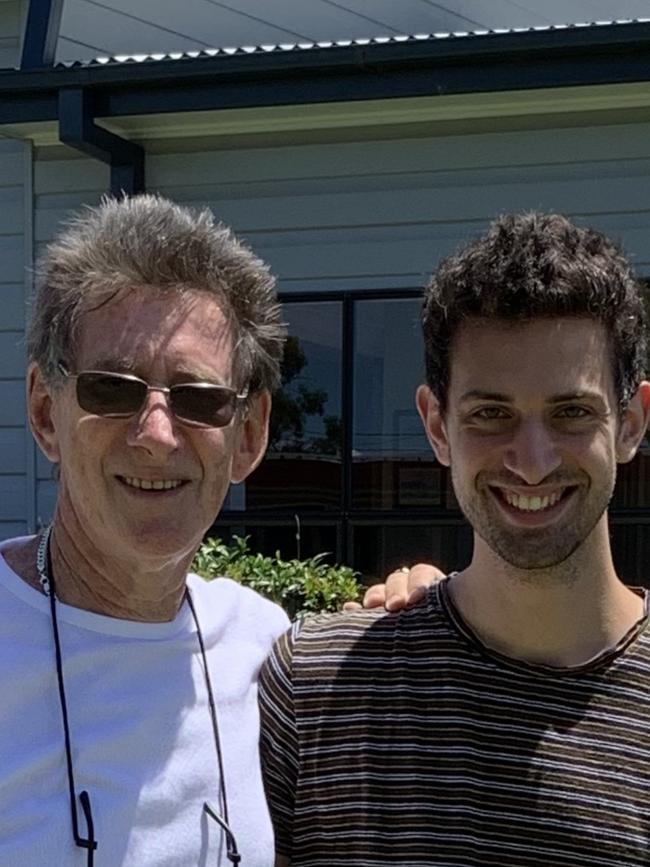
[459,390,512,404]
[548,391,606,404]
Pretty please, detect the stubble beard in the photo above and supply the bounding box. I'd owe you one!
[451,468,616,573]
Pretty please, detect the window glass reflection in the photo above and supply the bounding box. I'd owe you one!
[232,301,342,512]
[352,522,472,585]
[352,298,450,510]
[612,436,650,509]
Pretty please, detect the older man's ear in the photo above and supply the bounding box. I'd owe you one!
[343,563,447,613]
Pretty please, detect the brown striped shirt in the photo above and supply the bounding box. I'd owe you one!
[259,578,650,866]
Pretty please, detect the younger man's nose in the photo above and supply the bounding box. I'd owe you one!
[502,418,562,486]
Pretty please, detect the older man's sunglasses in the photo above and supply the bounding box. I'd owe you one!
[57,362,248,428]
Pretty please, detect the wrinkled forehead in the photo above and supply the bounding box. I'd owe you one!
[448,317,616,406]
[73,285,236,377]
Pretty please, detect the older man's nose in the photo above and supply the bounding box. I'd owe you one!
[126,392,180,459]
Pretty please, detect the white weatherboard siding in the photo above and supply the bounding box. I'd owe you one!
[26,117,650,529]
[146,122,650,290]
[31,153,109,530]
[0,137,30,538]
[0,0,26,68]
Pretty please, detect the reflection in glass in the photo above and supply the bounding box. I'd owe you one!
[611,521,650,588]
[352,298,452,510]
[236,302,342,511]
[215,523,340,565]
[352,522,472,585]
[612,437,650,508]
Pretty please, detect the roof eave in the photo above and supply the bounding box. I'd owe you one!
[2,20,650,126]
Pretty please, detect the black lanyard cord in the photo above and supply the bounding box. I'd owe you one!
[185,588,242,865]
[39,526,97,865]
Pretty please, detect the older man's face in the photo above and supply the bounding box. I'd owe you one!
[31,288,268,568]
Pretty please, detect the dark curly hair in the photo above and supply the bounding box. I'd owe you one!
[423,212,647,411]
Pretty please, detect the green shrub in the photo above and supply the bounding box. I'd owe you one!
[192,535,361,618]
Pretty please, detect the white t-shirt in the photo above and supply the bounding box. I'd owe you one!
[0,538,290,866]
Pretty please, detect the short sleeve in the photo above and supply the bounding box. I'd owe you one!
[258,622,301,858]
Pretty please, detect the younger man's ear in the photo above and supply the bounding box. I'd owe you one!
[616,380,650,464]
[416,384,450,467]
[27,363,61,463]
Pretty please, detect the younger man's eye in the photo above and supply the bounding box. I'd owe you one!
[556,405,590,419]
[473,406,509,420]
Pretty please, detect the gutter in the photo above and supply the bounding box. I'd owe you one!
[2,21,650,126]
[4,19,650,195]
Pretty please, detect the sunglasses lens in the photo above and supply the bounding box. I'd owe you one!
[76,373,146,416]
[171,385,237,427]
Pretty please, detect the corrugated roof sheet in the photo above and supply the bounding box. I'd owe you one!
[56,18,650,69]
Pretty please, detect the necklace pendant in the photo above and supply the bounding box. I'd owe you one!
[36,524,53,597]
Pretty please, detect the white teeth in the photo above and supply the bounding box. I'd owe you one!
[503,490,562,511]
[122,476,183,491]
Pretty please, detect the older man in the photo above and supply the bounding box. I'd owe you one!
[260,213,650,866]
[0,195,291,865]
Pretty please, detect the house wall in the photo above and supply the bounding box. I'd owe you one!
[16,117,650,536]
[0,136,32,538]
[0,0,26,68]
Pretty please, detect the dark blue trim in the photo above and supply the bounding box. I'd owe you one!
[2,20,650,126]
[20,0,64,69]
[58,88,145,195]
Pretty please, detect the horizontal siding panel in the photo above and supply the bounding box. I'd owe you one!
[0,45,18,69]
[0,142,24,187]
[36,448,54,481]
[33,158,109,196]
[280,275,421,292]
[0,331,24,377]
[0,522,28,541]
[0,1,22,38]
[34,191,107,242]
[0,380,25,425]
[249,215,650,281]
[178,177,650,233]
[254,236,454,281]
[148,123,650,187]
[158,157,650,212]
[0,428,26,474]
[0,475,26,520]
[0,285,25,330]
[0,185,24,234]
[0,236,24,284]
[36,479,57,526]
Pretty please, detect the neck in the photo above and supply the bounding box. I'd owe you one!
[40,509,194,622]
[450,518,645,667]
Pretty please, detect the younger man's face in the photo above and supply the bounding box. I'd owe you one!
[417,317,648,571]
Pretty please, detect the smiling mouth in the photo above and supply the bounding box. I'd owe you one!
[492,487,576,513]
[118,476,187,492]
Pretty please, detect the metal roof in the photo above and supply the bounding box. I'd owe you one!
[52,0,650,65]
[53,18,650,69]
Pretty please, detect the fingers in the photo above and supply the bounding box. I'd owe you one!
[362,563,447,612]
[406,562,446,590]
[360,583,389,610]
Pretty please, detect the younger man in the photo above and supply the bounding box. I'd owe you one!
[259,213,650,866]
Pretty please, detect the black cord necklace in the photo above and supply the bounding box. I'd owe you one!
[36,525,241,865]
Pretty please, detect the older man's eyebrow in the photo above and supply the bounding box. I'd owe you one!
[84,355,135,371]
